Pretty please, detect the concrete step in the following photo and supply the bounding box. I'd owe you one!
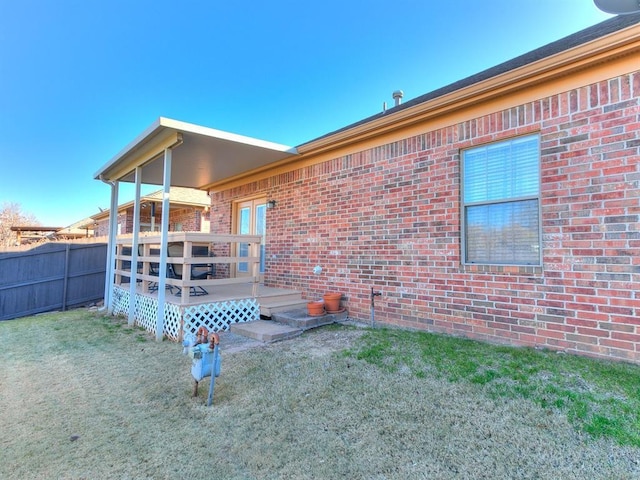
[232,306,349,344]
[271,308,348,330]
[230,320,302,343]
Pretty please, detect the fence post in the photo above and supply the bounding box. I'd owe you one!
[62,243,71,311]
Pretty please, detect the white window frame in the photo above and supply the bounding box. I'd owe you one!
[461,134,542,266]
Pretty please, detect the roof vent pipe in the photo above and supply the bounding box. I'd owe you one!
[392,90,404,106]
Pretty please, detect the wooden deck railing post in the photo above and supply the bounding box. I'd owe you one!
[250,240,260,297]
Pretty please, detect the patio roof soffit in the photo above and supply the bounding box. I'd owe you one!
[94,117,299,189]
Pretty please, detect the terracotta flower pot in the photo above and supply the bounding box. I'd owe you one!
[307,301,325,316]
[323,292,342,313]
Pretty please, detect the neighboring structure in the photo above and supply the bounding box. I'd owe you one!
[90,187,211,236]
[96,14,640,363]
[55,218,95,240]
[6,220,94,247]
[9,226,63,245]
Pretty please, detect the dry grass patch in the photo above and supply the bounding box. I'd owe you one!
[1,311,639,479]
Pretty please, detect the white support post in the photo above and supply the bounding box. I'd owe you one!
[128,167,143,326]
[103,180,119,314]
[156,148,172,341]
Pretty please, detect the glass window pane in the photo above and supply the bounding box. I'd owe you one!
[256,204,266,235]
[464,135,539,203]
[465,200,539,264]
[256,204,266,274]
[239,208,250,234]
[238,242,249,273]
[238,207,250,273]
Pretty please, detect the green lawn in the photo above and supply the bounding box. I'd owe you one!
[347,328,640,447]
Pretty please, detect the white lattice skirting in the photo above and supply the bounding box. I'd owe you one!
[111,286,259,341]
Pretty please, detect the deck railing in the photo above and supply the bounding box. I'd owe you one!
[114,232,262,301]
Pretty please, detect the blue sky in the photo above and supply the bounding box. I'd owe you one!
[0,0,612,227]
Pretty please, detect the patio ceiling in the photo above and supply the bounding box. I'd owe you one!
[94,117,299,189]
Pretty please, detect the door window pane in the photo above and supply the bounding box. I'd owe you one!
[238,207,250,273]
[256,204,266,274]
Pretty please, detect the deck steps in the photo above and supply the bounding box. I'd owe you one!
[231,308,349,343]
[258,290,307,317]
[259,299,309,317]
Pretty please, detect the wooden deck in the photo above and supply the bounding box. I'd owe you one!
[131,282,307,317]
[110,233,308,339]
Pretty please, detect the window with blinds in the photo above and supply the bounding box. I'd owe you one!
[462,134,541,265]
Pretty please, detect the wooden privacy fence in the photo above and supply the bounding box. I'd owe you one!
[0,241,107,321]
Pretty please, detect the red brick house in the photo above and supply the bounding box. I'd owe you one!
[96,14,640,362]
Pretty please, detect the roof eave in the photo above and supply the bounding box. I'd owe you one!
[94,118,183,182]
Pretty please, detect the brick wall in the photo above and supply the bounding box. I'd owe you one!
[211,71,640,363]
[94,219,108,237]
[94,207,208,235]
[168,207,204,232]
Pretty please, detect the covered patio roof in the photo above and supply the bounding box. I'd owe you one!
[94,117,298,189]
[95,118,299,339]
